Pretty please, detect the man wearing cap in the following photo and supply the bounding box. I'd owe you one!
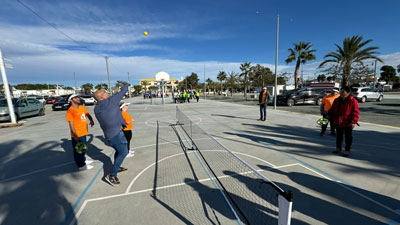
[258,87,271,121]
[66,94,95,171]
[93,84,129,186]
[320,88,340,136]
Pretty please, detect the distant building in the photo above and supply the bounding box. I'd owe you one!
[139,78,182,92]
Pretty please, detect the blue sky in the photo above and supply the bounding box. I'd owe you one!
[1,0,399,86]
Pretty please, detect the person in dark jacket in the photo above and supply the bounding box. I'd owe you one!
[258,87,271,121]
[93,84,129,186]
[328,86,359,157]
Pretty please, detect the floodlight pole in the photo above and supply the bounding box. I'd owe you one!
[373,60,377,89]
[204,64,206,99]
[105,56,111,95]
[0,48,17,124]
[274,14,279,110]
[128,72,131,98]
[73,72,77,94]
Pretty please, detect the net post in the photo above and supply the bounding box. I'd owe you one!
[278,191,293,225]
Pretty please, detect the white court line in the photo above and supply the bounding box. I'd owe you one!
[0,137,223,183]
[73,162,295,223]
[297,164,400,219]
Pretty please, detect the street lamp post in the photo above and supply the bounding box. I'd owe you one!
[0,48,17,124]
[105,56,111,95]
[274,15,280,110]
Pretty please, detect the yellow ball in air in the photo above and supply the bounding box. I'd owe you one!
[144,31,148,36]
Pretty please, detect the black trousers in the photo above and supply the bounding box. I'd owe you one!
[321,114,335,134]
[336,126,353,151]
[114,130,132,160]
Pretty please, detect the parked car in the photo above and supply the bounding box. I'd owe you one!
[52,96,84,111]
[81,95,96,105]
[35,96,46,105]
[52,97,70,111]
[277,88,326,107]
[351,87,383,103]
[0,98,45,122]
[45,97,61,104]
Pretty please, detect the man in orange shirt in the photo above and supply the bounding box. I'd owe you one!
[258,87,271,121]
[320,88,339,136]
[66,94,95,170]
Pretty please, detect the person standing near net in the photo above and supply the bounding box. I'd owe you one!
[120,102,135,158]
[258,87,271,121]
[93,84,129,186]
[66,94,95,171]
[329,86,359,157]
[320,88,340,136]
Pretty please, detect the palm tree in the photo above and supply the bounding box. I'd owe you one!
[141,81,150,91]
[397,64,400,81]
[285,41,316,88]
[227,72,239,96]
[240,62,251,100]
[319,35,383,87]
[216,71,227,94]
[206,78,213,94]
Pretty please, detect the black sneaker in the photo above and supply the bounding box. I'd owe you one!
[342,150,350,157]
[118,167,128,173]
[332,148,341,153]
[105,175,120,187]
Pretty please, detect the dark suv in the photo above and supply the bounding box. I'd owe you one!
[277,88,326,107]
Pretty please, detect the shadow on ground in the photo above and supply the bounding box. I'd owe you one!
[0,139,78,225]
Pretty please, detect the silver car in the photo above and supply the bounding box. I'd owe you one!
[0,98,45,122]
[351,87,383,103]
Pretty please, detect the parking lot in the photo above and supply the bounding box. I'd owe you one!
[206,94,400,128]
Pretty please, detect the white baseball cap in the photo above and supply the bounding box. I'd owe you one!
[68,94,79,103]
[120,102,130,109]
[263,87,267,90]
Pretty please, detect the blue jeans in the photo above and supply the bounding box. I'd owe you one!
[108,131,128,176]
[259,104,267,120]
[71,136,87,168]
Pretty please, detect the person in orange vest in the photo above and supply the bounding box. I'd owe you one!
[66,94,95,171]
[120,102,135,159]
[258,87,271,121]
[320,88,340,136]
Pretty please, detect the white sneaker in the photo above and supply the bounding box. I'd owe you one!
[126,151,135,158]
[79,165,94,171]
[85,160,94,165]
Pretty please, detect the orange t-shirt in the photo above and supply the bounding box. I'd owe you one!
[261,90,268,104]
[321,94,340,112]
[122,111,134,131]
[66,105,89,137]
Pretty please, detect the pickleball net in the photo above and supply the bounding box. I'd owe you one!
[176,106,293,225]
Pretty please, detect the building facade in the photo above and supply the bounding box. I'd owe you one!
[139,78,182,92]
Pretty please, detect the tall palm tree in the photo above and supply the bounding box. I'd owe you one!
[319,35,383,87]
[240,62,251,100]
[285,41,316,88]
[217,71,227,94]
[227,72,238,96]
[206,78,213,94]
[142,81,150,91]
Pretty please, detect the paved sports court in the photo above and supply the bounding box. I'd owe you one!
[0,97,399,225]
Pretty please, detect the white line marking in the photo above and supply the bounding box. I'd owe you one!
[0,137,225,183]
[74,151,282,221]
